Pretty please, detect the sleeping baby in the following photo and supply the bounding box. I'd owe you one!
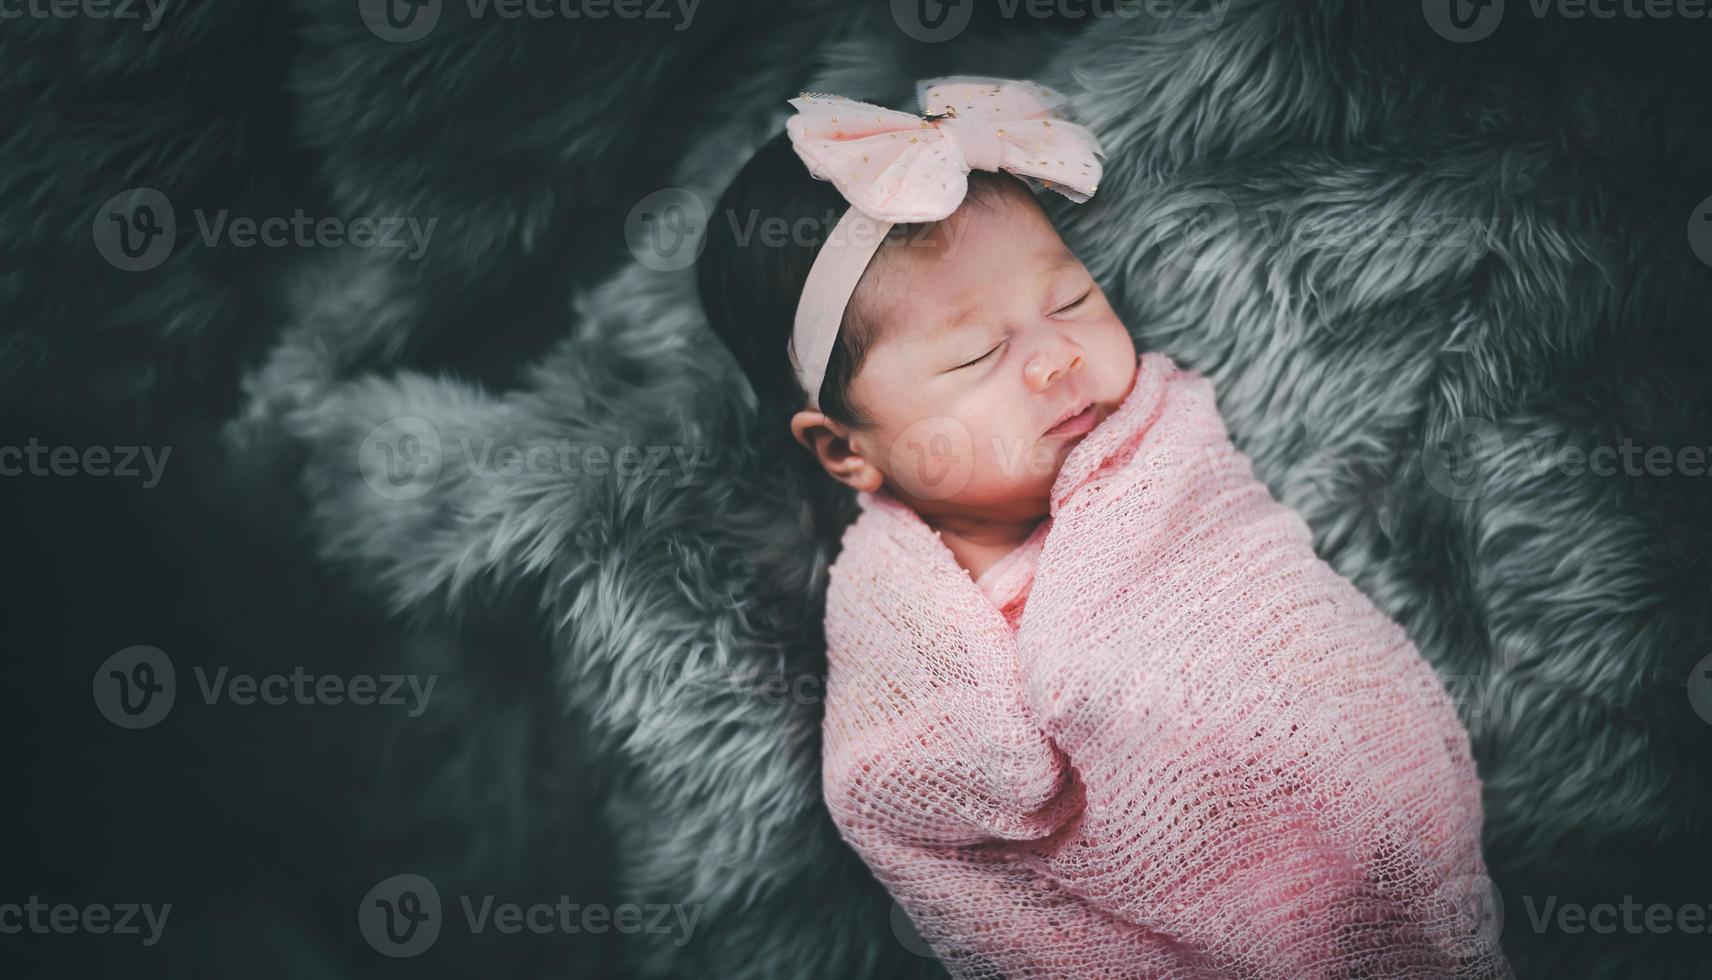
[696,76,1514,979]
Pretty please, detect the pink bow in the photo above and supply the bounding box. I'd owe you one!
[785,75,1104,223]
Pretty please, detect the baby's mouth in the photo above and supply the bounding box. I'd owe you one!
[1044,402,1098,439]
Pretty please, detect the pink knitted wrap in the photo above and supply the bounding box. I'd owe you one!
[821,353,1513,978]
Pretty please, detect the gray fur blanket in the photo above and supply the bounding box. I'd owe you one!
[18,1,1708,977]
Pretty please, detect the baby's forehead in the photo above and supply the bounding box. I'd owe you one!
[857,235,1084,344]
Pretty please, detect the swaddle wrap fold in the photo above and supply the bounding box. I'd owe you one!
[822,352,1512,979]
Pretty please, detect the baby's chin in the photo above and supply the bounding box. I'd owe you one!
[931,468,1062,522]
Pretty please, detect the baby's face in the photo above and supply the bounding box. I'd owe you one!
[837,180,1137,524]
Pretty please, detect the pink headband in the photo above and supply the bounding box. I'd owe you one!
[783,76,1105,409]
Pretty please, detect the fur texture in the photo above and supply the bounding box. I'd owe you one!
[36,1,1697,977]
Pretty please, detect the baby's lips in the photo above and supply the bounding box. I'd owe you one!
[1043,403,1099,440]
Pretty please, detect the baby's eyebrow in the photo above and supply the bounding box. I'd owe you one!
[934,253,1085,334]
[941,302,984,334]
[1043,250,1083,273]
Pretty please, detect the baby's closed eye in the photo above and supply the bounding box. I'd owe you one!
[951,341,1005,371]
[947,286,1094,372]
[1052,288,1092,316]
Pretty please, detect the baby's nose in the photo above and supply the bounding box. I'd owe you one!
[1026,339,1083,390]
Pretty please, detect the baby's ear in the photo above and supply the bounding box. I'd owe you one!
[790,410,884,492]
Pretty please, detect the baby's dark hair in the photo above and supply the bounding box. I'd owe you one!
[696,129,1014,556]
[696,129,1011,431]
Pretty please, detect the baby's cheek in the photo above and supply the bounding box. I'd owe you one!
[884,414,980,503]
[1101,317,1139,370]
